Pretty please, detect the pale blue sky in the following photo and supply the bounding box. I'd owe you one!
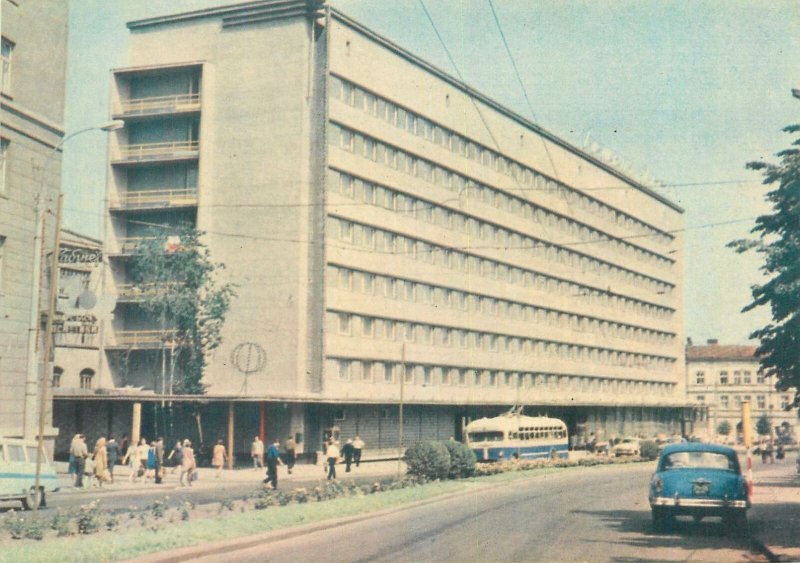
[62,0,800,345]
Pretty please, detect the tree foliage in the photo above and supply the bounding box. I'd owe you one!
[728,124,800,408]
[716,420,731,436]
[756,414,772,437]
[130,226,236,394]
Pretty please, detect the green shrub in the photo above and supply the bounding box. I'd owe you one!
[404,441,451,480]
[76,501,101,535]
[443,440,477,479]
[640,440,659,461]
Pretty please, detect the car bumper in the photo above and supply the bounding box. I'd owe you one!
[650,496,749,509]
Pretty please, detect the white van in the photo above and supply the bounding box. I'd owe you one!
[0,438,59,509]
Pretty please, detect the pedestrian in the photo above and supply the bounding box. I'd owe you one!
[353,436,364,467]
[137,438,149,480]
[145,440,158,482]
[342,439,355,473]
[154,437,165,484]
[71,434,88,488]
[325,440,340,480]
[120,434,129,460]
[120,441,137,483]
[106,435,120,482]
[251,436,264,470]
[767,440,775,464]
[760,440,769,464]
[93,437,110,487]
[68,434,80,486]
[168,440,183,473]
[212,439,227,478]
[777,444,786,460]
[180,439,196,487]
[264,439,283,489]
[284,435,296,474]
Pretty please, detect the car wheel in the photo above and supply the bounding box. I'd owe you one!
[652,507,672,532]
[22,487,43,510]
[723,511,747,533]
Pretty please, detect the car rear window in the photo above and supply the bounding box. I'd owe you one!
[662,451,736,471]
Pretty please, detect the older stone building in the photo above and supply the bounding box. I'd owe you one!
[0,0,69,441]
[687,340,798,442]
[59,0,688,460]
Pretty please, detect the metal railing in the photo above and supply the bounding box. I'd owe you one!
[117,93,201,116]
[115,140,199,162]
[116,282,184,299]
[109,329,180,349]
[109,188,198,210]
[113,236,157,255]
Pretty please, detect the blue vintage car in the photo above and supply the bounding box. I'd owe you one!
[649,442,749,531]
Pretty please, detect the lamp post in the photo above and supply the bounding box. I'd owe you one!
[31,120,124,510]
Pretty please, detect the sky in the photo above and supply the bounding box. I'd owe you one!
[61,0,800,346]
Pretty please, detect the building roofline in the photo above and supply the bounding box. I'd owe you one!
[61,228,102,246]
[126,0,683,214]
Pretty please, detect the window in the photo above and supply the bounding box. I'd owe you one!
[757,395,766,409]
[734,396,742,408]
[337,360,351,381]
[696,395,705,403]
[733,371,742,385]
[52,366,63,388]
[362,361,373,381]
[743,371,752,385]
[0,138,7,194]
[695,371,705,385]
[79,368,94,389]
[338,313,351,335]
[0,235,5,291]
[719,371,729,385]
[404,364,414,384]
[782,396,790,410]
[1,38,12,93]
[720,395,729,408]
[757,371,765,384]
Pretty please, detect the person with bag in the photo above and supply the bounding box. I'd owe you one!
[180,439,196,487]
[264,439,283,489]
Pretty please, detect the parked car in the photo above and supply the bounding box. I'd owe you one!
[657,435,686,452]
[649,443,749,532]
[0,438,59,510]
[612,437,641,457]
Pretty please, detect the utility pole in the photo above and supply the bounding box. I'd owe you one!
[33,193,63,510]
[397,343,406,479]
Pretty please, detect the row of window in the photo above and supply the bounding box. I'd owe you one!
[694,370,766,386]
[327,216,674,321]
[329,311,676,371]
[330,169,673,297]
[329,74,673,247]
[329,125,673,293]
[328,357,675,396]
[52,367,94,389]
[328,264,675,346]
[697,394,790,410]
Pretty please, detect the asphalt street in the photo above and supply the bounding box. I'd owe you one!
[185,463,762,563]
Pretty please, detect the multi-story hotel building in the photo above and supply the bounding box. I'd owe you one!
[0,0,69,441]
[687,341,798,441]
[55,0,688,458]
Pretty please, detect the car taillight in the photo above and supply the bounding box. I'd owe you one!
[742,479,750,499]
[654,477,663,494]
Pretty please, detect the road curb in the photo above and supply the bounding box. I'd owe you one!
[750,536,793,563]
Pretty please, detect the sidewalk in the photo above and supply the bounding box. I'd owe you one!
[53,459,405,497]
[749,458,800,562]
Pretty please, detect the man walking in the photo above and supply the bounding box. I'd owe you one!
[71,434,88,488]
[353,436,365,467]
[106,435,120,482]
[251,436,264,470]
[154,437,165,484]
[284,435,296,474]
[342,439,355,473]
[325,440,340,480]
[264,439,283,489]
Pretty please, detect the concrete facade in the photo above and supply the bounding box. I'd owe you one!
[687,342,798,442]
[0,0,68,440]
[79,1,688,458]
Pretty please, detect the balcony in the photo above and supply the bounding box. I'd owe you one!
[109,188,198,211]
[116,282,184,302]
[106,329,181,350]
[109,236,156,257]
[112,140,199,165]
[114,93,201,119]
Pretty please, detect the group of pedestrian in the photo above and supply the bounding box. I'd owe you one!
[324,436,364,480]
[68,434,123,488]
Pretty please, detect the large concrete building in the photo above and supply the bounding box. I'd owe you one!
[56,0,688,459]
[687,341,798,442]
[0,0,69,441]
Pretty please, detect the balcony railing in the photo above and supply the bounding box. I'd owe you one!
[114,140,199,163]
[116,282,184,300]
[117,93,201,117]
[108,329,181,349]
[109,188,198,210]
[112,236,156,256]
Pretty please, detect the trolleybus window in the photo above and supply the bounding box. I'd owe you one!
[468,431,504,442]
[7,444,24,462]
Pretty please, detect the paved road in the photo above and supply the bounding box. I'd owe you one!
[188,463,761,563]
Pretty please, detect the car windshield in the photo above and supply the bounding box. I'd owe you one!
[662,451,736,471]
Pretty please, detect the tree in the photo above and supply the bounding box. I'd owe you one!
[130,226,236,394]
[716,420,731,437]
[756,414,772,437]
[728,124,800,409]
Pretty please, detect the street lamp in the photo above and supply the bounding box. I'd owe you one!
[30,119,124,510]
